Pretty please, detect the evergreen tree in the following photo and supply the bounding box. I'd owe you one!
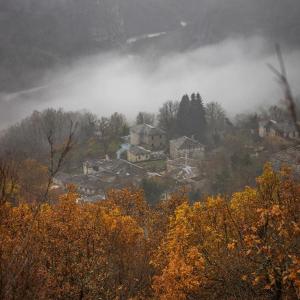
[176,94,190,136]
[189,93,206,142]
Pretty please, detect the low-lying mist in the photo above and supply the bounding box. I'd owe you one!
[1,36,300,129]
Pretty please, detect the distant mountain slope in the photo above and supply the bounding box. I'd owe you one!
[121,0,300,46]
[0,0,124,92]
[0,0,300,93]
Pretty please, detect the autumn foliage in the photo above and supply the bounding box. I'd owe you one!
[0,164,299,299]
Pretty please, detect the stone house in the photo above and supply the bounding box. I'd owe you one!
[83,159,104,175]
[167,157,200,182]
[259,120,299,139]
[169,136,205,160]
[130,123,167,150]
[55,159,148,202]
[270,145,300,177]
[127,145,151,163]
[54,173,105,197]
[82,158,147,187]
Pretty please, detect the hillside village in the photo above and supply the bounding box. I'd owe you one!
[53,114,300,202]
[1,2,300,298]
[1,93,299,204]
[53,122,206,201]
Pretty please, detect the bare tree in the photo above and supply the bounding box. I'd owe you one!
[42,119,77,202]
[157,100,179,139]
[136,112,155,125]
[268,45,300,135]
[2,117,77,298]
[0,159,18,206]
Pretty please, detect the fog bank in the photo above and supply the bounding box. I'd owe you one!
[1,36,300,128]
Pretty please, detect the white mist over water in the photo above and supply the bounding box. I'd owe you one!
[1,36,300,128]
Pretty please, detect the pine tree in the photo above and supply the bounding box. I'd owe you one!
[177,94,190,136]
[189,93,206,142]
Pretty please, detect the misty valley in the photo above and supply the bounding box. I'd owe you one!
[0,1,300,299]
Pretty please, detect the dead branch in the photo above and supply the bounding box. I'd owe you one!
[43,119,77,202]
[2,119,77,298]
[268,44,300,135]
[0,159,19,206]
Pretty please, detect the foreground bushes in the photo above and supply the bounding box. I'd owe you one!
[0,165,299,299]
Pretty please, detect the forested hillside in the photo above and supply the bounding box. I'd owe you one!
[122,0,300,43]
[0,0,123,92]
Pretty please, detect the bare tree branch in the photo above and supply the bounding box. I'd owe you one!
[2,119,77,298]
[0,159,18,206]
[43,119,77,202]
[268,44,300,135]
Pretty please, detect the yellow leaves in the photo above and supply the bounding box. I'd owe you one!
[244,234,261,247]
[256,163,277,186]
[187,247,205,270]
[152,250,202,300]
[287,270,298,281]
[1,165,300,299]
[252,276,262,286]
[270,204,281,217]
[241,275,248,281]
[206,196,225,209]
[0,188,150,299]
[193,202,202,210]
[292,221,300,233]
[227,242,236,251]
[264,284,272,290]
[173,202,191,220]
[231,187,257,209]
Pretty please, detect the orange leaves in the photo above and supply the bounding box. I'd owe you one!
[152,247,204,300]
[0,165,299,299]
[252,275,263,286]
[0,188,150,299]
[241,275,248,281]
[227,242,236,251]
[152,164,300,299]
[106,188,149,227]
[270,204,281,217]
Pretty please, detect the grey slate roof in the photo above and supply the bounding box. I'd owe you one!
[260,120,297,134]
[271,145,300,163]
[270,145,300,175]
[130,123,165,136]
[84,159,146,176]
[128,145,151,156]
[56,159,147,196]
[171,136,204,150]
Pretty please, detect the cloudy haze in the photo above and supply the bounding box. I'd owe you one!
[1,35,299,128]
